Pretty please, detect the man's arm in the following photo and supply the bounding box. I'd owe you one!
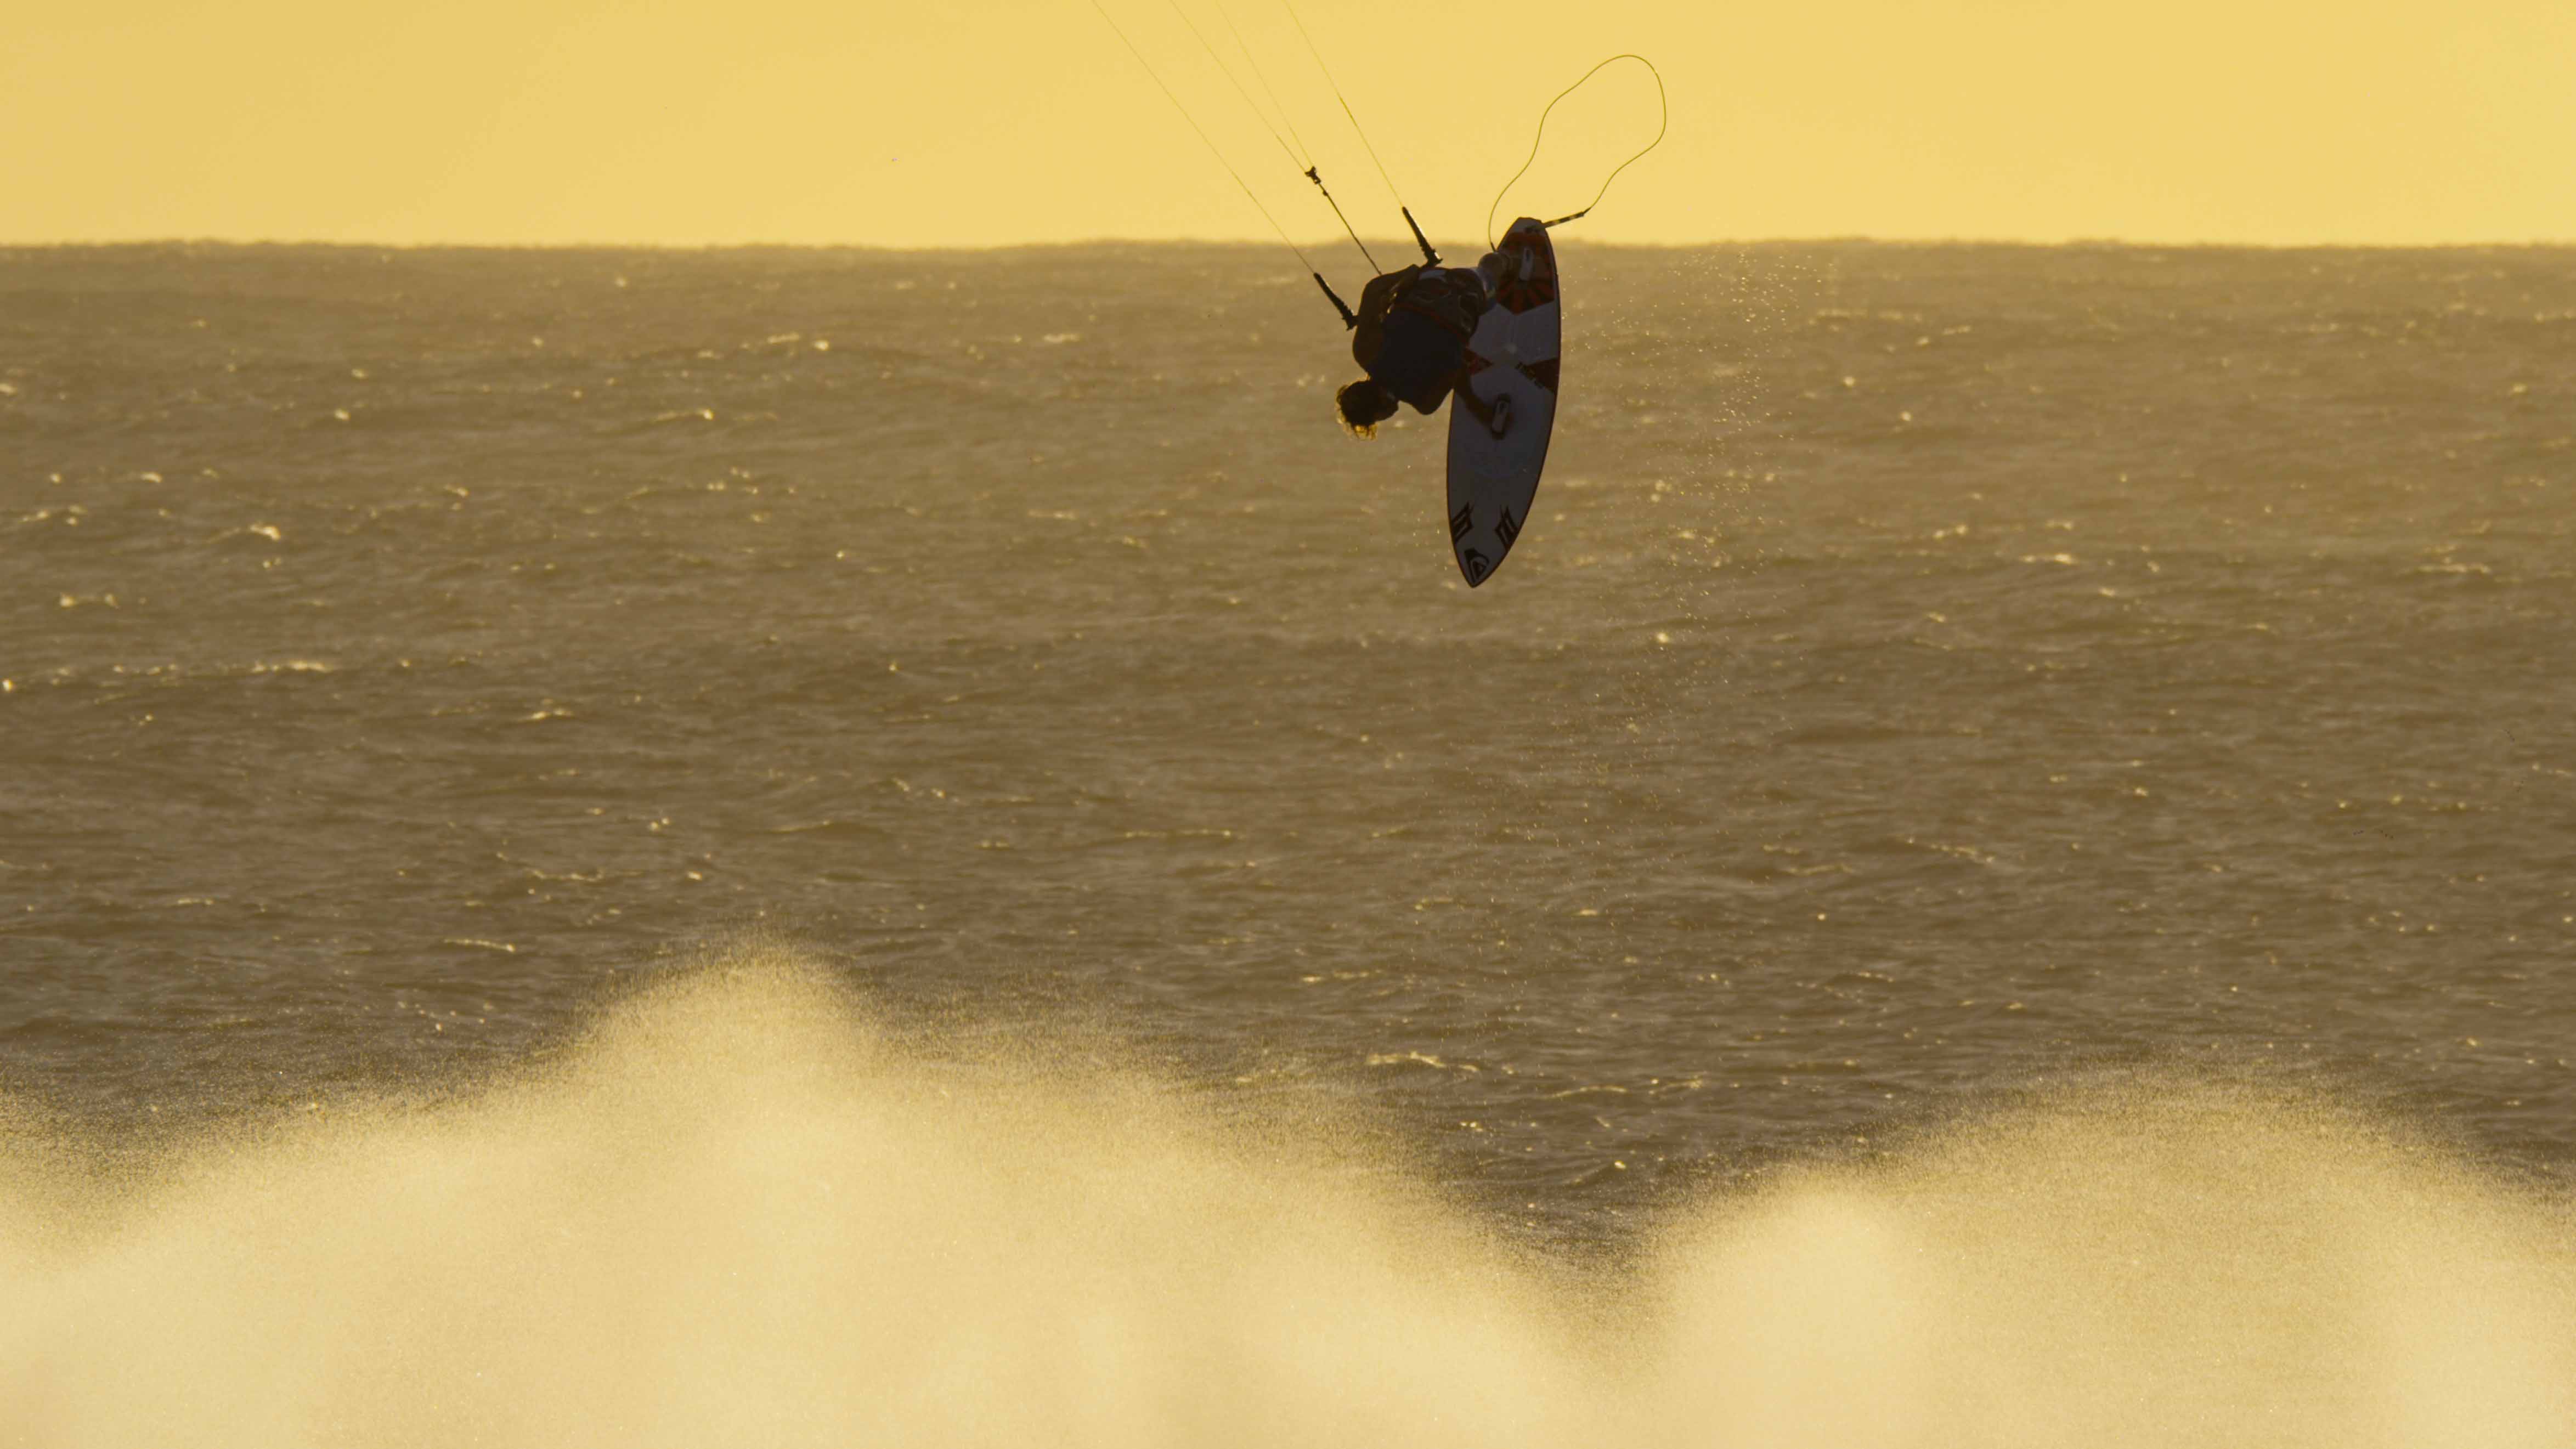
[1349,265,1421,367]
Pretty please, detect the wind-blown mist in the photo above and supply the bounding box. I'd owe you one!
[2,958,2568,1447]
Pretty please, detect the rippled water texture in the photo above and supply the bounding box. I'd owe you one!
[3,242,2575,1441]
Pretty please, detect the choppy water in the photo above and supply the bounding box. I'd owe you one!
[4,241,2575,1444]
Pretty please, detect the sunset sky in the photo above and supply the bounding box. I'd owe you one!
[9,0,2572,247]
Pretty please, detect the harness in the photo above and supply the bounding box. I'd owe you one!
[1388,274,1483,339]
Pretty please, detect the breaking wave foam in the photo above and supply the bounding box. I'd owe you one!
[1,952,2568,1447]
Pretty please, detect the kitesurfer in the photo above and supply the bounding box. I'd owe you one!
[1335,251,1517,439]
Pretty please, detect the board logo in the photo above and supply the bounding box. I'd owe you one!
[1498,276,1555,314]
[1449,502,1473,542]
[1460,548,1490,584]
[1495,508,1521,547]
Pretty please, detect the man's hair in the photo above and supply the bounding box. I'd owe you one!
[1336,379,1398,439]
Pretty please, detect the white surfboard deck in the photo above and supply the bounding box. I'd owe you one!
[1444,217,1560,587]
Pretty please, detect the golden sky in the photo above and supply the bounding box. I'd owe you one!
[8,0,2571,247]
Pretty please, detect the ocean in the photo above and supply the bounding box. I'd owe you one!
[4,240,2574,1444]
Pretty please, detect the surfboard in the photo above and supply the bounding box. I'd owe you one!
[1444,217,1560,587]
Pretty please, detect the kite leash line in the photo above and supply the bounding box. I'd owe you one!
[1163,0,1308,175]
[1160,0,1375,269]
[1096,0,1381,287]
[1209,0,1315,165]
[1278,0,1430,259]
[1485,53,1669,250]
[1088,0,1358,320]
[1086,0,1321,280]
[1306,167,1380,271]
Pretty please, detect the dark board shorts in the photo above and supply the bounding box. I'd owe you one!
[1370,310,1466,412]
